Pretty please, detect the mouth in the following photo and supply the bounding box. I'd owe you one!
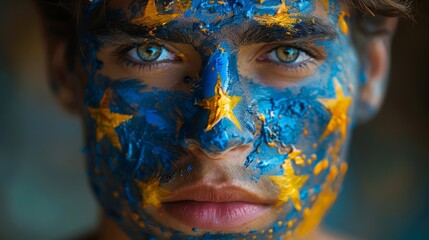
[162,185,273,231]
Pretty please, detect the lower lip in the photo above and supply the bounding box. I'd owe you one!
[162,201,271,230]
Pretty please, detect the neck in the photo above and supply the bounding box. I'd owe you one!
[96,215,129,240]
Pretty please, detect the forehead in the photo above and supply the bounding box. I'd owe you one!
[107,0,329,12]
[86,0,346,48]
[100,0,342,28]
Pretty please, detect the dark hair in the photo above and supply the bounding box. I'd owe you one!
[350,0,412,17]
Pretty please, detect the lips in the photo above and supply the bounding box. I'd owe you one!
[162,185,273,230]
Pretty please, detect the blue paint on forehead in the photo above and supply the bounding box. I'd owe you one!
[192,0,243,12]
[290,0,315,13]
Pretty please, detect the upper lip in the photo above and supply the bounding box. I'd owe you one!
[162,185,274,205]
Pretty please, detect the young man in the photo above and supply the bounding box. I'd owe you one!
[37,0,410,239]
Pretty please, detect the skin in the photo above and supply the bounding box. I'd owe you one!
[44,0,397,239]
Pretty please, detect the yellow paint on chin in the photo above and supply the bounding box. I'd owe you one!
[326,165,339,182]
[294,188,337,237]
[313,159,329,175]
[340,162,348,175]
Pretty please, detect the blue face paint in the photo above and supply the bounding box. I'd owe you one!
[80,0,358,239]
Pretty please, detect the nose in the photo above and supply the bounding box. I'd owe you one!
[180,46,254,156]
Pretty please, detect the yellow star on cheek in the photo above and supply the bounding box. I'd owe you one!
[270,159,309,211]
[198,75,242,131]
[317,78,352,140]
[88,90,133,151]
[136,179,171,209]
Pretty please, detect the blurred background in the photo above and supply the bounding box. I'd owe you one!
[0,0,428,239]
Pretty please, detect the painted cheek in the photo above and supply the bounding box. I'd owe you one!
[84,75,198,237]
[241,28,356,232]
[243,81,337,180]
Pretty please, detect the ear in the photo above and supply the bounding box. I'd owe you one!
[356,17,398,123]
[46,36,84,115]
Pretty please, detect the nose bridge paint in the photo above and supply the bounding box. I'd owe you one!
[201,45,237,98]
[180,44,255,154]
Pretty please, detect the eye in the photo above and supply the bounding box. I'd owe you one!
[127,43,177,63]
[250,44,323,87]
[262,46,312,65]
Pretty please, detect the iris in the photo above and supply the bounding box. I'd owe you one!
[137,43,163,62]
[275,46,300,63]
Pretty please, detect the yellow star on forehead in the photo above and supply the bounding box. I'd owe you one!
[270,159,309,211]
[198,75,242,131]
[136,178,171,209]
[318,78,352,140]
[254,0,301,29]
[88,89,133,151]
[130,0,182,28]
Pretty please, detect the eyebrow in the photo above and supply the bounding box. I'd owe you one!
[91,14,338,47]
[235,16,337,46]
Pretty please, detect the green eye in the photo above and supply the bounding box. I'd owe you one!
[137,43,162,62]
[275,46,300,63]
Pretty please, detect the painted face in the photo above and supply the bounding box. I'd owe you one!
[80,0,360,239]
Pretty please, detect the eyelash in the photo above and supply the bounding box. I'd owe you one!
[114,43,178,72]
[272,60,312,70]
[114,43,322,74]
[118,58,169,72]
[259,46,321,72]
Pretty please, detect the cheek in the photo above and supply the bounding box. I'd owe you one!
[118,84,193,166]
[83,78,197,232]
[245,87,331,176]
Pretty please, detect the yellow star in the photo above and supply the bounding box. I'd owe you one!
[198,75,242,131]
[270,159,309,211]
[88,89,133,151]
[135,178,171,209]
[131,0,181,29]
[317,78,352,140]
[254,0,301,29]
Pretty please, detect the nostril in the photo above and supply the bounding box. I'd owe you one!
[200,127,252,152]
[188,143,253,161]
[180,116,255,157]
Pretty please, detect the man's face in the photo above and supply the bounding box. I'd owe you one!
[81,0,359,238]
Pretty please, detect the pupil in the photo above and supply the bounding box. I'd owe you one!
[276,47,299,63]
[137,44,162,62]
